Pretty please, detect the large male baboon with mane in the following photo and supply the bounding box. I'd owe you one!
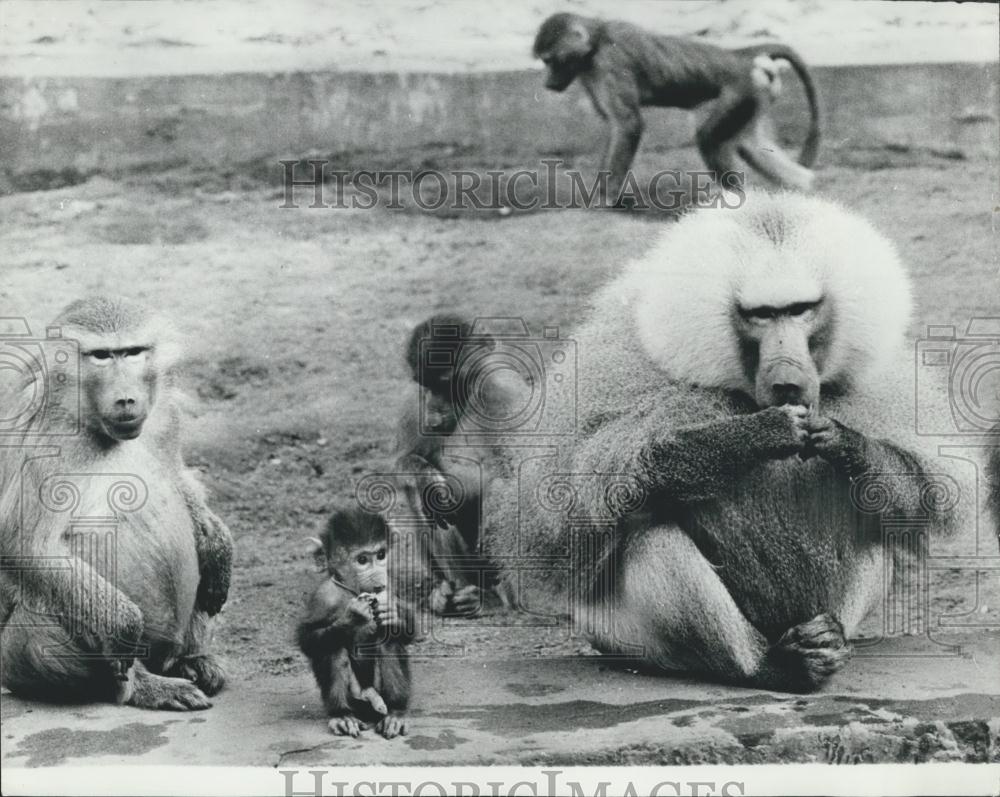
[0,296,232,710]
[483,192,978,691]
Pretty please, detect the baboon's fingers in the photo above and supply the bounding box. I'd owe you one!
[451,584,482,616]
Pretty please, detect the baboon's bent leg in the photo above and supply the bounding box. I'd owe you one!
[586,525,850,691]
[2,603,213,709]
[373,645,410,738]
[1,603,111,702]
[322,650,366,737]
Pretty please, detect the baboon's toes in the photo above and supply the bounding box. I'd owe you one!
[131,676,212,711]
[766,613,852,692]
[376,714,407,739]
[328,716,363,737]
[165,683,213,711]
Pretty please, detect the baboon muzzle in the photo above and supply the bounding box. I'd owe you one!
[756,324,820,409]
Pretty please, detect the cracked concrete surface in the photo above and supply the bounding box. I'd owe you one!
[2,632,997,768]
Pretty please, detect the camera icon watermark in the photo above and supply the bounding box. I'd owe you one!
[0,317,80,436]
[417,317,576,436]
[915,318,1000,436]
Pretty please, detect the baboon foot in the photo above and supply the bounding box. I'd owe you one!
[758,613,852,692]
[165,653,227,696]
[328,715,365,737]
[127,665,212,711]
[375,712,407,739]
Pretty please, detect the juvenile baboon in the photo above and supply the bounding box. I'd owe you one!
[483,193,977,692]
[298,507,414,739]
[533,13,821,199]
[0,296,233,710]
[394,314,530,615]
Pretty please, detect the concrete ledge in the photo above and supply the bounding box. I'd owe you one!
[2,632,997,767]
[2,62,996,190]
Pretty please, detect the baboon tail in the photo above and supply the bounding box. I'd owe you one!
[741,43,821,168]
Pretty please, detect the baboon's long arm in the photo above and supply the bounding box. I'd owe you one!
[804,417,931,517]
[573,405,804,505]
[580,63,643,195]
[296,580,369,658]
[179,472,233,617]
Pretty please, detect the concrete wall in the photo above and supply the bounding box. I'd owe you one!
[1,62,996,187]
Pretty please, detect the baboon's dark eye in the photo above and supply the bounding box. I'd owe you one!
[739,306,778,321]
[376,548,386,561]
[356,554,369,566]
[787,301,820,317]
[88,350,112,362]
[123,347,147,358]
[740,300,820,322]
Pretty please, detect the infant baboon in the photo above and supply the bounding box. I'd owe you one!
[297,507,414,738]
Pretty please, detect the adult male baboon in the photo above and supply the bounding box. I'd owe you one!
[0,296,233,710]
[484,193,976,691]
[533,13,821,198]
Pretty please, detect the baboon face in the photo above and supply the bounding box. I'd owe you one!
[320,509,391,593]
[341,542,388,594]
[83,346,157,441]
[534,14,593,92]
[735,297,831,410]
[539,53,581,92]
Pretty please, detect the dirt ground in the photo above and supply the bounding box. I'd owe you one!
[0,142,998,687]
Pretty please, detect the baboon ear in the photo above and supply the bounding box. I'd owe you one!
[306,536,326,571]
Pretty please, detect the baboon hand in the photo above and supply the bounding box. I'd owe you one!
[430,580,481,617]
[451,584,482,616]
[196,563,231,616]
[801,416,864,469]
[373,596,402,631]
[800,414,838,458]
[758,405,810,458]
[196,511,234,616]
[430,579,453,616]
[101,599,144,673]
[348,595,376,626]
